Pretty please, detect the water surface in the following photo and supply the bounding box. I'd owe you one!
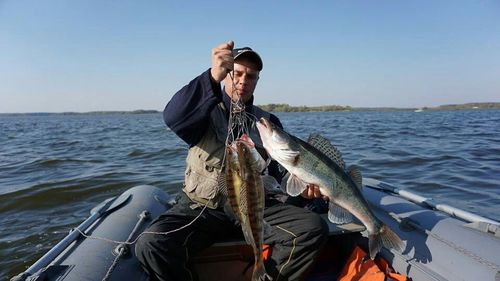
[1,110,499,279]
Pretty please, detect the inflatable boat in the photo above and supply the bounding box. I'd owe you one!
[11,179,500,281]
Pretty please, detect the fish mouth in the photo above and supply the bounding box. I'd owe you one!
[257,118,273,130]
[238,134,255,148]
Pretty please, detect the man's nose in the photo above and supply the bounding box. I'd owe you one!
[238,74,249,85]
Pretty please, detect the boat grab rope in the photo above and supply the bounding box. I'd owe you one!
[386,211,500,272]
[75,203,209,246]
[75,202,209,281]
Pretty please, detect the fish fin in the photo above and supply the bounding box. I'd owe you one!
[279,149,300,163]
[261,175,285,195]
[307,133,345,169]
[238,182,249,214]
[252,257,273,281]
[368,224,405,259]
[327,202,354,224]
[217,171,228,199]
[347,165,363,190]
[285,174,308,196]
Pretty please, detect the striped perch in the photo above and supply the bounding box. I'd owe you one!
[225,140,271,281]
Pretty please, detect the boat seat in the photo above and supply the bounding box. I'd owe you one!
[194,215,364,281]
[198,214,365,255]
[194,214,365,281]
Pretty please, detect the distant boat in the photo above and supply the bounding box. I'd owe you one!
[414,108,424,112]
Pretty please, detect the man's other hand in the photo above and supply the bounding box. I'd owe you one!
[301,184,329,201]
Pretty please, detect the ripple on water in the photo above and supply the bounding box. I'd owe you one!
[1,110,500,279]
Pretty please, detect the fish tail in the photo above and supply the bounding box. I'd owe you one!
[252,258,272,281]
[368,224,405,259]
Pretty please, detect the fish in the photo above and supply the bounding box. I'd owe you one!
[256,117,404,259]
[235,134,283,195]
[224,138,271,281]
[237,133,268,173]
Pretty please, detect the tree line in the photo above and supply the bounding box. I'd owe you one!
[257,104,352,112]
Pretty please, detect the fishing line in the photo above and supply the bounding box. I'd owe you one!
[275,225,298,281]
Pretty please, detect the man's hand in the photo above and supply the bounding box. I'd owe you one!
[301,184,329,201]
[210,41,234,83]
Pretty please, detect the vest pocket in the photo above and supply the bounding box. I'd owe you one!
[184,166,220,205]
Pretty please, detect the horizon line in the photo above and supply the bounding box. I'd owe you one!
[1,102,499,115]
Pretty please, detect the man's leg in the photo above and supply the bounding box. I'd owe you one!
[263,200,329,281]
[135,193,240,281]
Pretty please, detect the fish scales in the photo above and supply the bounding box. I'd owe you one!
[294,136,376,227]
[224,139,271,281]
[237,142,264,249]
[256,117,404,259]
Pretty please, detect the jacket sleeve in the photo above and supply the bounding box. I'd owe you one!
[164,69,223,146]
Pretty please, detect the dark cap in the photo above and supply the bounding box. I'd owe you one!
[232,47,263,71]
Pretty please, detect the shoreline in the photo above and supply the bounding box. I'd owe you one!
[1,102,499,115]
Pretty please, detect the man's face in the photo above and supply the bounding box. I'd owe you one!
[223,58,260,104]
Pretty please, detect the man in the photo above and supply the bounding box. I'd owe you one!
[135,41,328,281]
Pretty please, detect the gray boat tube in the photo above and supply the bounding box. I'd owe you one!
[11,185,174,281]
[362,179,500,281]
[363,177,499,225]
[12,193,129,281]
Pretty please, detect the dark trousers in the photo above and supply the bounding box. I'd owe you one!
[135,193,328,281]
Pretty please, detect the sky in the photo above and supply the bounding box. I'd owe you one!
[1,1,499,113]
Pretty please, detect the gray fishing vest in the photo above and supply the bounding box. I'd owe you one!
[183,102,270,209]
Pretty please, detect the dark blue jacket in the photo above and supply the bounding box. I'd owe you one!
[164,69,283,146]
[163,69,285,181]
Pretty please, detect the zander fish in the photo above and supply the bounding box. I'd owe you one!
[224,139,271,281]
[256,117,404,259]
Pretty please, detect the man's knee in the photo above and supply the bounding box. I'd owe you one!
[304,212,329,243]
[135,233,154,265]
[317,214,329,237]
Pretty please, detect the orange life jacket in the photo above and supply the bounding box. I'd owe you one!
[338,246,407,281]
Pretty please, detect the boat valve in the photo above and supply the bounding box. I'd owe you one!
[113,243,130,258]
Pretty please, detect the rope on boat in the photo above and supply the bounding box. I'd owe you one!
[386,211,500,271]
[75,202,209,281]
[102,249,122,281]
[75,203,209,246]
[363,177,500,270]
